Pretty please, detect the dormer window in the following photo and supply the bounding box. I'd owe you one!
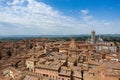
[89,73,94,77]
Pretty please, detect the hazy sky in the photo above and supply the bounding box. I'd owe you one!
[0,0,120,35]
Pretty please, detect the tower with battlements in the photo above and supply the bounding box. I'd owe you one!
[69,38,77,49]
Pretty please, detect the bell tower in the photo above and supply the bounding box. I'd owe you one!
[91,30,96,44]
[69,38,76,49]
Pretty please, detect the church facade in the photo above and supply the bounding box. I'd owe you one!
[89,30,117,52]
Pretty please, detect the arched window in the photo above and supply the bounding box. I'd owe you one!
[111,44,113,46]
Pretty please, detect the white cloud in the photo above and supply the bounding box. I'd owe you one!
[0,0,79,35]
[80,9,93,21]
[82,15,93,21]
[0,0,119,35]
[80,9,89,15]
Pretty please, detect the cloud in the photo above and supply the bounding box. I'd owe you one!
[79,9,120,34]
[0,0,80,35]
[82,15,93,21]
[0,0,119,35]
[80,9,89,15]
[80,9,93,21]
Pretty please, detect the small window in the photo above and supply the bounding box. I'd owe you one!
[111,44,113,46]
[89,73,94,77]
